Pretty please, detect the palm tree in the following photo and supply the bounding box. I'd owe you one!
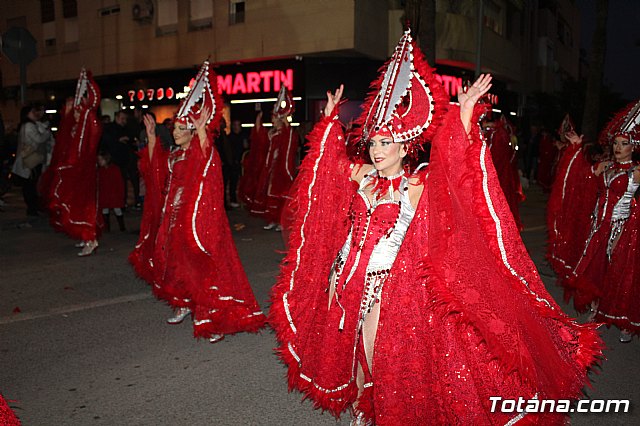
[581,0,609,141]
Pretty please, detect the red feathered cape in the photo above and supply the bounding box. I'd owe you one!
[547,144,598,283]
[269,107,602,425]
[47,99,102,241]
[250,125,299,223]
[238,125,271,210]
[488,122,524,230]
[136,135,266,338]
[128,139,169,284]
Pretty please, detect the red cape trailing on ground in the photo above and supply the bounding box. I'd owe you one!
[46,71,102,241]
[269,106,602,425]
[131,135,266,338]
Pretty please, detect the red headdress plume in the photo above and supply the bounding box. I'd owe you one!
[272,86,295,120]
[74,68,100,110]
[599,99,640,146]
[350,29,448,162]
[557,114,575,143]
[175,59,223,134]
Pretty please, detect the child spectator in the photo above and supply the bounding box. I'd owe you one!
[97,150,126,231]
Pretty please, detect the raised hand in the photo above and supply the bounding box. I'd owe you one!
[190,105,210,132]
[143,114,156,160]
[190,106,211,150]
[324,84,344,117]
[459,74,493,134]
[459,74,492,112]
[143,114,156,138]
[565,130,584,146]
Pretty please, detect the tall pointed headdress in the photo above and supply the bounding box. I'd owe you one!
[175,60,223,132]
[351,29,448,159]
[74,68,100,110]
[272,86,294,120]
[599,99,640,146]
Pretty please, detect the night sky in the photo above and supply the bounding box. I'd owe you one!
[577,0,640,100]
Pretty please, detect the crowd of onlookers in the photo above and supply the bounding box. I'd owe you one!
[0,103,574,218]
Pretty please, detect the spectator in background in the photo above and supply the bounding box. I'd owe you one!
[226,119,247,208]
[101,111,134,207]
[12,104,53,216]
[525,124,541,182]
[97,150,126,232]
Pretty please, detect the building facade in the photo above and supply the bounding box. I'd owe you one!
[0,0,581,129]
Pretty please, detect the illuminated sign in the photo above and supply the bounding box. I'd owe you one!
[124,67,294,102]
[217,69,294,95]
[128,87,175,102]
[436,74,463,98]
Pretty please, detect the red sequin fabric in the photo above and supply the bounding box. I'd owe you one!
[560,158,640,333]
[249,125,299,223]
[133,136,266,338]
[270,107,603,425]
[45,86,102,241]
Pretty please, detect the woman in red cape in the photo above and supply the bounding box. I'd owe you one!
[238,111,270,210]
[46,68,102,256]
[249,87,299,230]
[559,100,640,343]
[269,30,602,425]
[39,97,74,208]
[546,116,599,283]
[130,61,266,342]
[484,115,525,230]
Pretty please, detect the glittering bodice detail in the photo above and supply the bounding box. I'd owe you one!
[592,163,639,260]
[329,171,415,328]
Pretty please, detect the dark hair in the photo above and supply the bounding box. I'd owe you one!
[97,150,112,164]
[18,105,35,130]
[144,111,157,121]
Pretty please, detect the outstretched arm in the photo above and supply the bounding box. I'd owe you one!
[324,84,344,117]
[143,114,156,161]
[458,74,492,134]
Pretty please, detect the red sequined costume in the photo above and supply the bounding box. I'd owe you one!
[0,394,20,425]
[238,123,270,209]
[130,60,266,338]
[249,87,299,224]
[129,140,169,284]
[47,69,102,241]
[547,145,598,283]
[97,163,125,210]
[560,101,640,334]
[269,31,602,425]
[487,118,524,230]
[39,100,74,207]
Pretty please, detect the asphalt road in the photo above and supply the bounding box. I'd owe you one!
[1,184,638,425]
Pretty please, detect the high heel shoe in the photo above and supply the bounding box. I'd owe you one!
[209,334,225,344]
[74,241,86,248]
[77,240,98,257]
[619,329,632,343]
[166,307,191,324]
